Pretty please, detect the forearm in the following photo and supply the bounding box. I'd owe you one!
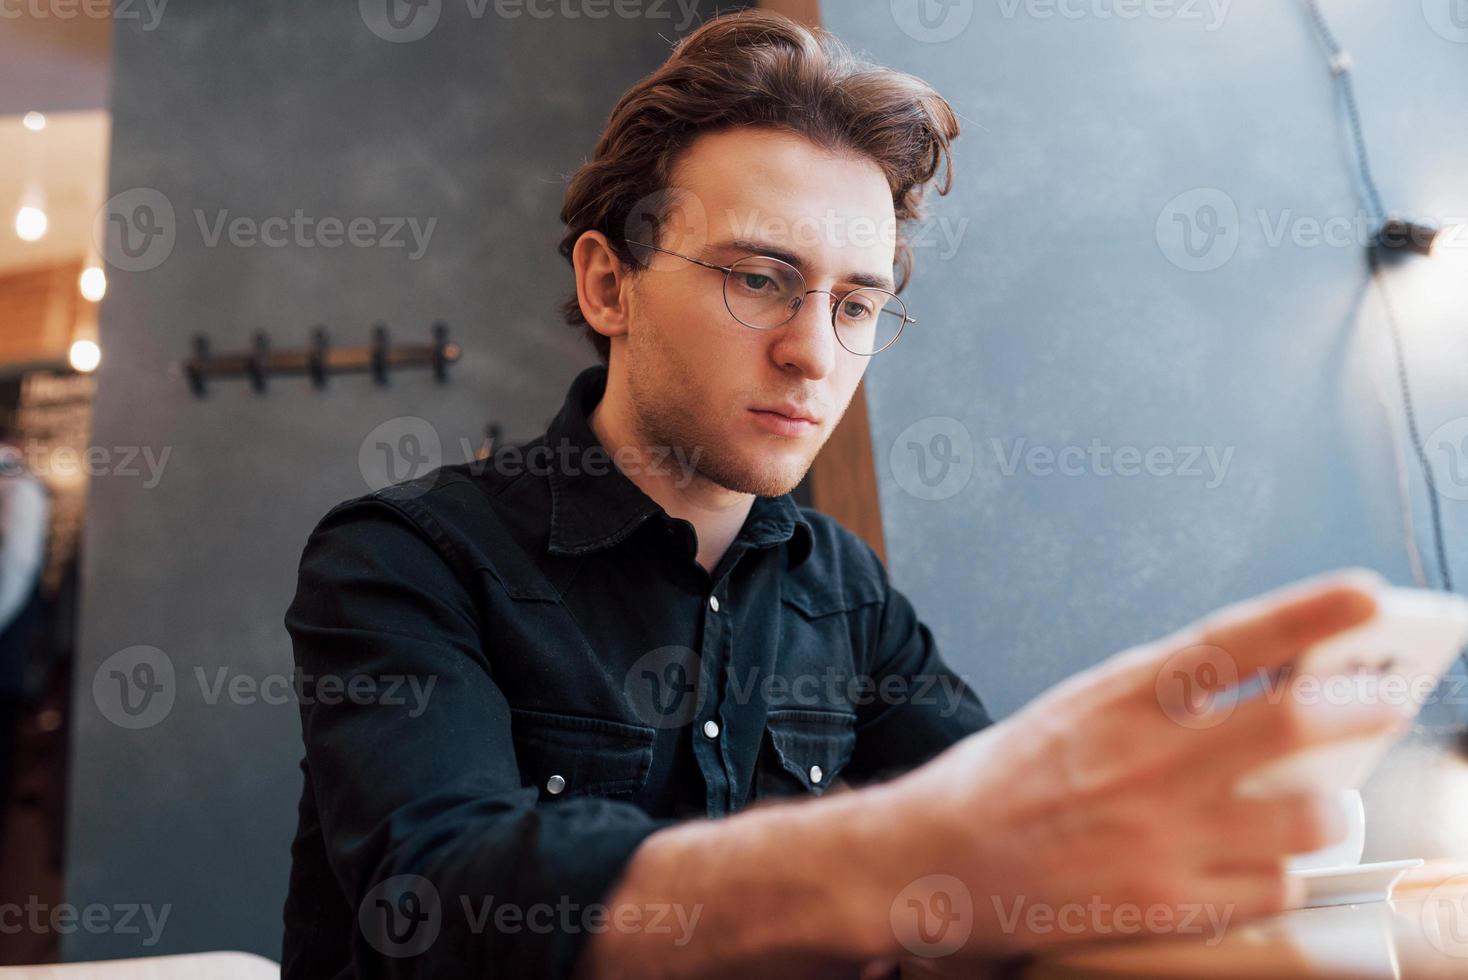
[578,778,920,979]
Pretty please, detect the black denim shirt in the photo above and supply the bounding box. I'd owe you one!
[281,364,992,979]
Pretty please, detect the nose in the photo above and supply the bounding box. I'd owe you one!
[768,289,837,380]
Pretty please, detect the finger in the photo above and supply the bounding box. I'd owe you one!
[1152,568,1383,701]
[1182,676,1411,785]
[1188,792,1348,864]
[1170,861,1304,933]
[1193,862,1304,923]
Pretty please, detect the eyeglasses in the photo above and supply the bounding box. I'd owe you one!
[625,240,914,356]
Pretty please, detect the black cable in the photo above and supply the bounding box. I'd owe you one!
[1303,2,1467,713]
[1368,247,1456,593]
[1302,0,1388,228]
[1303,0,1458,595]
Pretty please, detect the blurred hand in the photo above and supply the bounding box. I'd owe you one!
[883,567,1410,958]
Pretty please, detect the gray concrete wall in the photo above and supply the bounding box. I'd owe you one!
[824,1,1467,719]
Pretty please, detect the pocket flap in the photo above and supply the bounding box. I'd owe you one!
[765,708,857,793]
[780,578,883,619]
[510,708,655,799]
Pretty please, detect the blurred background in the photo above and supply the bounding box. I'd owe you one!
[0,0,1464,966]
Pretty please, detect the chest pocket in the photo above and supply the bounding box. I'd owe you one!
[509,708,655,803]
[777,575,883,681]
[753,708,857,800]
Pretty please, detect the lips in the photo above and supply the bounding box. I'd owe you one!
[748,405,821,438]
[751,404,821,425]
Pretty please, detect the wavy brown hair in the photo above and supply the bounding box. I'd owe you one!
[556,8,960,362]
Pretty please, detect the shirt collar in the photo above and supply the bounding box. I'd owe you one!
[544,363,812,566]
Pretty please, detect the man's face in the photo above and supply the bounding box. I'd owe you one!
[617,127,898,497]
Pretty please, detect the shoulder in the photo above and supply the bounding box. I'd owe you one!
[782,506,889,615]
[795,506,885,575]
[298,451,555,594]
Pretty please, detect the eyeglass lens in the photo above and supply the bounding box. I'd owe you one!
[723,256,906,355]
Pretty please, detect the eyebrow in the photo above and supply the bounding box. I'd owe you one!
[714,238,896,293]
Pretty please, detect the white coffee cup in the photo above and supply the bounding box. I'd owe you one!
[1286,788,1366,871]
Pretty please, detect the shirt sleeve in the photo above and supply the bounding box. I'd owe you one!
[285,496,676,978]
[845,548,993,785]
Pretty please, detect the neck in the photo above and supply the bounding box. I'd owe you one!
[589,371,753,575]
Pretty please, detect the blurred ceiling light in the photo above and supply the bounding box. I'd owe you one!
[14,200,48,242]
[22,111,47,132]
[79,265,107,302]
[69,339,101,373]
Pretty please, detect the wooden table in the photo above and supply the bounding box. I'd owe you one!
[1026,861,1468,979]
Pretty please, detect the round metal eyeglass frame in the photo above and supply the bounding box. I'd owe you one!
[624,239,915,356]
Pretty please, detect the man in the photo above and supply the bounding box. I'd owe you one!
[0,419,50,840]
[282,10,1406,978]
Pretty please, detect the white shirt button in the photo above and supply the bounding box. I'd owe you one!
[546,774,566,795]
[702,719,720,739]
[708,595,720,612]
[809,765,824,784]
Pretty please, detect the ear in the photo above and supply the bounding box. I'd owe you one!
[572,231,634,345]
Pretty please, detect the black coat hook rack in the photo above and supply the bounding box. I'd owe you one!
[184,323,459,396]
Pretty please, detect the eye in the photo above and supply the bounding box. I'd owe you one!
[735,272,776,293]
[840,297,875,322]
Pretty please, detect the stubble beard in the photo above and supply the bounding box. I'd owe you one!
[623,318,819,498]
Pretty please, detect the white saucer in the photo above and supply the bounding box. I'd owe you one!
[1287,858,1424,908]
